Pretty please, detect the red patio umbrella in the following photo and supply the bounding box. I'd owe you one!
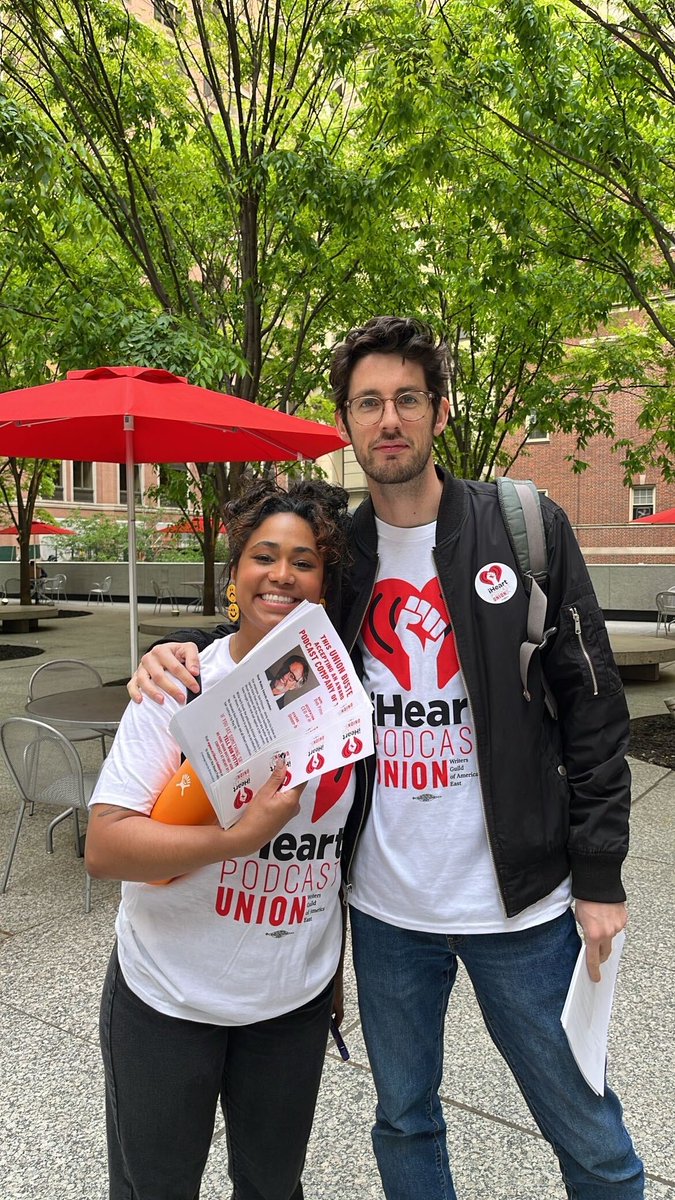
[0,365,344,668]
[632,507,675,524]
[0,520,76,537]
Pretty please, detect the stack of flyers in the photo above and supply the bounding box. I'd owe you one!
[168,601,373,828]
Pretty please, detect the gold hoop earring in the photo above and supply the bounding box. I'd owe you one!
[319,597,326,608]
[225,581,239,624]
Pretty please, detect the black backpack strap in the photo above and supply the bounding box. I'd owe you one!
[496,478,557,718]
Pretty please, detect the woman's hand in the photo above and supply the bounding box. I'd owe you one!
[86,761,303,882]
[228,760,305,858]
[128,642,201,704]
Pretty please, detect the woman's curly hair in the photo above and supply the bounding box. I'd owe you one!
[223,480,351,585]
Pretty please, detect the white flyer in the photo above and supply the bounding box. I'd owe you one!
[560,929,626,1096]
[168,601,373,827]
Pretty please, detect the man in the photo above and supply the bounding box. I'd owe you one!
[29,559,47,601]
[267,654,310,707]
[130,317,643,1198]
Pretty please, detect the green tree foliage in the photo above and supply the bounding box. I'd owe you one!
[148,459,227,613]
[66,512,132,563]
[0,0,392,502]
[433,0,675,476]
[0,86,156,596]
[0,0,671,523]
[63,509,209,563]
[337,1,669,479]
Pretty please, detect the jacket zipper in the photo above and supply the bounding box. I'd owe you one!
[569,606,598,696]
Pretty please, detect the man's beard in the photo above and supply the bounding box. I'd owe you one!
[356,437,434,487]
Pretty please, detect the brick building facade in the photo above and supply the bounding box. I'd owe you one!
[498,386,675,565]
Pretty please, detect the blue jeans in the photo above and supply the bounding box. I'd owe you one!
[350,907,643,1200]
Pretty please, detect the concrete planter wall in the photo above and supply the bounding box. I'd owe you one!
[1,561,672,615]
[0,562,227,604]
[586,564,675,616]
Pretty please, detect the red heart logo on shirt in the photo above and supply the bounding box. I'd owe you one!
[311,764,354,823]
[361,577,459,690]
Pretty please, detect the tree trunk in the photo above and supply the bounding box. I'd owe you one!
[200,509,225,616]
[19,536,33,606]
[202,536,216,616]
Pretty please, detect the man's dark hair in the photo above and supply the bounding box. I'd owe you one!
[330,316,448,421]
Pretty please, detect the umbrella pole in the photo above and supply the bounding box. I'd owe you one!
[125,416,139,672]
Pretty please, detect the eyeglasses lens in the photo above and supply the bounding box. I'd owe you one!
[349,391,430,425]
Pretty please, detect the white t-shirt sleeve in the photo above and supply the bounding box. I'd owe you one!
[89,686,185,816]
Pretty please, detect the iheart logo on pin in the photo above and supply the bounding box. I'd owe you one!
[479,564,502,587]
[474,562,518,604]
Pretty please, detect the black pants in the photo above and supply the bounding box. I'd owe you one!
[99,947,334,1200]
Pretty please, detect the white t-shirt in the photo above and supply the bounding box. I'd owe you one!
[349,519,570,933]
[90,636,355,1024]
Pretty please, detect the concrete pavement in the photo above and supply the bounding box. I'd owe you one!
[0,604,673,1199]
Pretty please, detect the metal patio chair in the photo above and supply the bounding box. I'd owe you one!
[152,578,177,613]
[88,575,113,605]
[41,572,68,601]
[0,717,100,912]
[27,659,110,758]
[655,591,675,636]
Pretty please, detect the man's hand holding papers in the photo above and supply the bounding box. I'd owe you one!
[561,928,626,1096]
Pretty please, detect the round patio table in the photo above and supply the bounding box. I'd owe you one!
[25,685,130,733]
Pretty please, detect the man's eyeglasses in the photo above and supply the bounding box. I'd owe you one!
[282,668,305,688]
[346,390,434,426]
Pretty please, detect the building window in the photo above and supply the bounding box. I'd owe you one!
[119,465,143,505]
[631,486,655,520]
[72,461,94,503]
[526,413,549,443]
[154,0,178,27]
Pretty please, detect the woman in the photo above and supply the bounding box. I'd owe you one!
[86,480,353,1200]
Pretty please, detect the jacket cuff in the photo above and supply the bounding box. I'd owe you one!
[570,854,627,904]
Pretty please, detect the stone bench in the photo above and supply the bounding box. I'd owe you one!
[0,604,61,634]
[609,634,675,681]
[138,614,225,639]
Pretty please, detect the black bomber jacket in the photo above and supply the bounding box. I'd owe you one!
[339,468,631,918]
[157,467,631,920]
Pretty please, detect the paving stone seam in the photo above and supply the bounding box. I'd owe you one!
[629,771,674,804]
[0,998,99,1045]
